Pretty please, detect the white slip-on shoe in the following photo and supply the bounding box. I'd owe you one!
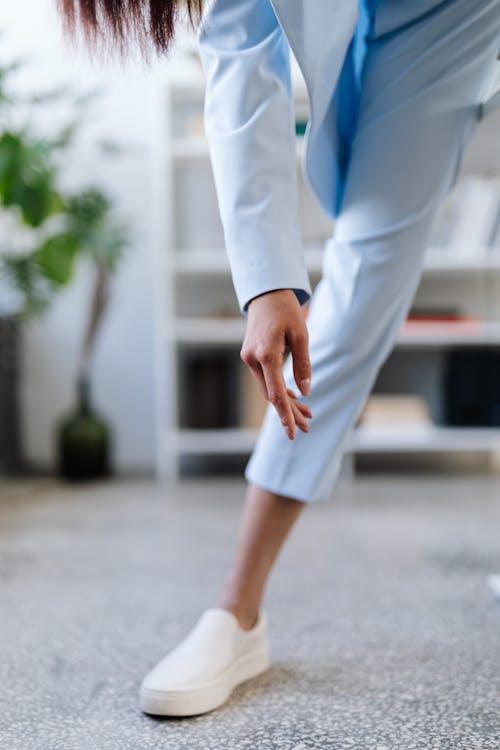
[139,606,270,716]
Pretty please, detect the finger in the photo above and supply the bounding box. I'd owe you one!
[247,360,306,427]
[290,399,310,432]
[286,388,312,417]
[260,354,295,439]
[287,327,311,396]
[295,400,312,418]
[290,397,312,425]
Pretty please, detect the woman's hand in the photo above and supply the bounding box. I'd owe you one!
[240,289,313,440]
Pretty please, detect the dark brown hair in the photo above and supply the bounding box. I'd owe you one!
[57,0,204,60]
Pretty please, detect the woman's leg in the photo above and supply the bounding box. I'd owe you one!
[216,484,307,629]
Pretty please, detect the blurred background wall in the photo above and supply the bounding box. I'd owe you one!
[0,0,162,473]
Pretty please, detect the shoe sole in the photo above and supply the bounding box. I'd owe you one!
[140,641,270,717]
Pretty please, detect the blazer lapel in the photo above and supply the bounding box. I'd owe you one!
[269,0,357,119]
[268,0,359,218]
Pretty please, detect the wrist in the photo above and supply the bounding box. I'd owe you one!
[247,288,296,310]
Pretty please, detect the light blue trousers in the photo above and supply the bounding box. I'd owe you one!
[244,0,500,503]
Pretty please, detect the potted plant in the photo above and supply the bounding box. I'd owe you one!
[0,54,129,479]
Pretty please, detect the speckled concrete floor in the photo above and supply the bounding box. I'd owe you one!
[0,473,499,749]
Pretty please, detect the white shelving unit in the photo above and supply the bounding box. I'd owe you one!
[153,39,500,480]
[173,425,500,457]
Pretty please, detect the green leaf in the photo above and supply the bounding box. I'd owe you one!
[0,131,61,226]
[34,232,79,285]
[1,254,51,318]
[0,45,130,318]
[65,188,110,228]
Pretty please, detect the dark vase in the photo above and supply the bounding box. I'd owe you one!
[56,374,112,481]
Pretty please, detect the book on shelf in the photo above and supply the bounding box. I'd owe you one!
[358,394,432,425]
[402,307,482,333]
[443,348,500,427]
[427,175,500,263]
[178,350,240,429]
[406,306,480,322]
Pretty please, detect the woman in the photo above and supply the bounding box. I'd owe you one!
[58,0,500,718]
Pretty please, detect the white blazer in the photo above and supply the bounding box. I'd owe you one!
[196,0,499,316]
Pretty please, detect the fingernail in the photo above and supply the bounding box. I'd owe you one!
[300,378,311,396]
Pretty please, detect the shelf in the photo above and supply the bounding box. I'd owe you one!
[168,135,307,161]
[176,428,258,454]
[174,424,500,455]
[173,247,325,275]
[168,137,211,159]
[173,250,230,274]
[166,73,309,102]
[422,256,500,274]
[172,248,500,276]
[350,424,500,453]
[165,73,308,99]
[172,317,500,347]
[173,318,244,344]
[399,320,500,347]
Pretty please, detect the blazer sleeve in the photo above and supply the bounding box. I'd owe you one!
[196,0,312,317]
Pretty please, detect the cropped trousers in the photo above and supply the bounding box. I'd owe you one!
[244,0,500,503]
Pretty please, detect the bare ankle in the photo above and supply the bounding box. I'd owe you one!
[218,604,259,630]
[215,589,260,629]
